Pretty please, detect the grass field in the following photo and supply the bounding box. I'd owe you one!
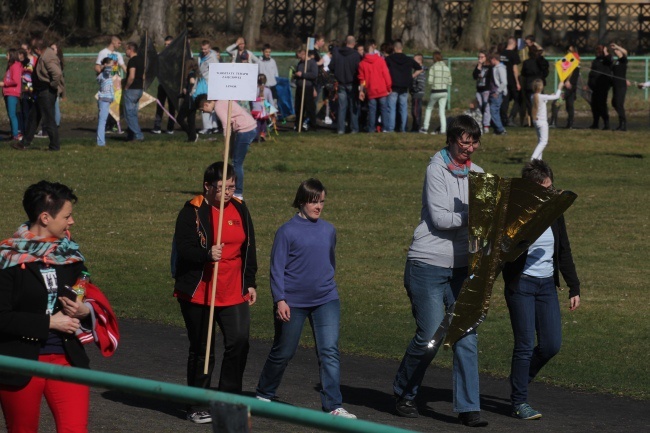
[0,118,647,400]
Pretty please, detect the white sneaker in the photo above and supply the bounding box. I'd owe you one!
[151,129,162,134]
[198,129,210,135]
[256,396,271,402]
[165,130,174,135]
[186,410,212,424]
[418,128,428,134]
[324,116,332,125]
[330,407,357,419]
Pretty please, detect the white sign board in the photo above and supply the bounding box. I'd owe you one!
[207,63,259,101]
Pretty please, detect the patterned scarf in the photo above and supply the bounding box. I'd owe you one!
[0,224,85,270]
[440,147,471,178]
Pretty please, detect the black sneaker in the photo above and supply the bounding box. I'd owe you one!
[495,130,507,136]
[458,411,488,427]
[395,397,418,418]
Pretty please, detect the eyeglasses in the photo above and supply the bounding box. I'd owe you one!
[211,184,236,193]
[457,139,480,149]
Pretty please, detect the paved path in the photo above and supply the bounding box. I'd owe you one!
[4,319,648,432]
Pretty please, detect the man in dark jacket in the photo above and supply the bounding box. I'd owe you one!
[385,41,422,132]
[294,49,319,131]
[330,35,361,134]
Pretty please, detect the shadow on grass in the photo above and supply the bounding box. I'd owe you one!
[603,152,644,159]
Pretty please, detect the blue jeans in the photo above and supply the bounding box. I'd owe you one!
[337,84,359,133]
[393,260,480,413]
[123,88,144,140]
[386,90,408,132]
[4,96,20,137]
[489,93,505,133]
[257,299,343,412]
[97,100,111,146]
[367,96,389,132]
[232,129,256,197]
[505,275,561,405]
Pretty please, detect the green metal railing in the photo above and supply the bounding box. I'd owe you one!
[0,355,417,433]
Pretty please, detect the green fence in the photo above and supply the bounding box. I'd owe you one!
[0,355,417,433]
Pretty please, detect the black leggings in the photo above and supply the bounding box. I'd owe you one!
[178,299,250,393]
[611,86,627,123]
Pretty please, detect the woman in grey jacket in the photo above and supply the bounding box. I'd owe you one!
[393,115,488,427]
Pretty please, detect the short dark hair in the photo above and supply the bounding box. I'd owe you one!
[522,159,554,184]
[23,180,78,223]
[126,42,138,52]
[201,39,211,47]
[446,115,482,147]
[203,162,235,193]
[262,43,271,50]
[292,178,327,208]
[101,56,113,65]
[195,94,208,110]
[164,35,174,42]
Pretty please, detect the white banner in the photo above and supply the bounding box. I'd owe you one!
[208,63,259,101]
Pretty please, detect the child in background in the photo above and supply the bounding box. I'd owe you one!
[96,57,115,146]
[250,74,276,142]
[530,79,563,160]
[463,100,484,131]
[410,53,426,132]
[1,48,23,141]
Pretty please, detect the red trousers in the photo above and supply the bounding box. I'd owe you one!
[0,354,89,433]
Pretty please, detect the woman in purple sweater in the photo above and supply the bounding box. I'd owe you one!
[256,179,356,419]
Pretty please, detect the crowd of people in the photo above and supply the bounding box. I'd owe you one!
[3,33,648,157]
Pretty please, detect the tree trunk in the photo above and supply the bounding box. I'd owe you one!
[598,0,608,43]
[457,0,492,51]
[100,0,127,35]
[243,0,264,45]
[324,0,339,41]
[80,0,96,30]
[372,0,390,45]
[60,0,78,28]
[401,0,444,50]
[336,0,351,39]
[226,0,237,33]
[129,0,171,46]
[522,0,541,40]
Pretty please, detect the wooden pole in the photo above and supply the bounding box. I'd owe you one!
[297,38,309,133]
[204,100,234,375]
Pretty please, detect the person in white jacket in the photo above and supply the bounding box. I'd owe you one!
[530,79,564,160]
[226,37,259,64]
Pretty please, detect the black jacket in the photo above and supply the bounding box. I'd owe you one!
[0,261,89,387]
[502,216,581,298]
[295,58,319,89]
[521,56,550,90]
[172,195,257,298]
[385,53,422,91]
[588,55,613,90]
[329,46,361,85]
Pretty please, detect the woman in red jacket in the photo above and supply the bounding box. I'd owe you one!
[358,49,392,132]
[1,48,23,141]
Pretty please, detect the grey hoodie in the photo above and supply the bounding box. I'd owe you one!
[407,151,483,268]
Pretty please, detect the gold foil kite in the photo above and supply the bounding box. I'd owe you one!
[429,172,577,350]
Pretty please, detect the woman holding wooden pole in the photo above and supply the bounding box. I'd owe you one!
[172,162,257,424]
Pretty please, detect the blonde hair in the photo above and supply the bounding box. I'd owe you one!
[531,79,544,120]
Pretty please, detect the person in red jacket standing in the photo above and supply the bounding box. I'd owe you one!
[358,47,392,132]
[1,49,24,141]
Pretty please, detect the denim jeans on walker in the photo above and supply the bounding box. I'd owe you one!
[123,88,144,140]
[489,93,505,133]
[96,100,111,146]
[232,129,257,197]
[336,84,359,133]
[386,90,409,132]
[393,260,480,413]
[256,299,343,412]
[505,275,561,405]
[367,96,389,132]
